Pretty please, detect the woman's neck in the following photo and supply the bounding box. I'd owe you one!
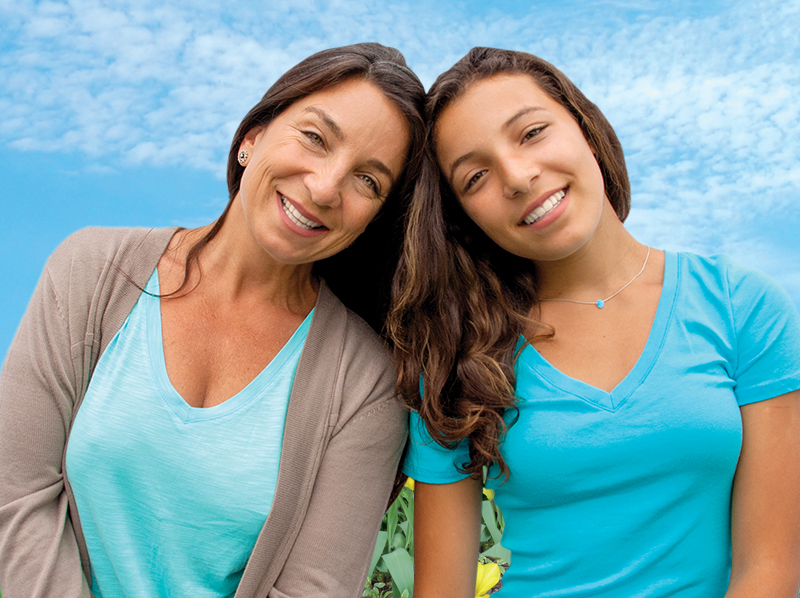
[161,208,318,316]
[534,205,646,302]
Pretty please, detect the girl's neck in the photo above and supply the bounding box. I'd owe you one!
[534,206,645,302]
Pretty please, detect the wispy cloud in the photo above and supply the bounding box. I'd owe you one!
[1,0,799,297]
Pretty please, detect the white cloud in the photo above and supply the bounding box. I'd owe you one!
[1,0,799,299]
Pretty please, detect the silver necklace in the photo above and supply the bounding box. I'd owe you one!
[540,246,651,309]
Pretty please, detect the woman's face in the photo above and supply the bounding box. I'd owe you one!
[435,73,607,263]
[237,78,410,265]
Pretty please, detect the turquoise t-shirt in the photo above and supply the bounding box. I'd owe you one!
[65,271,313,598]
[404,252,800,597]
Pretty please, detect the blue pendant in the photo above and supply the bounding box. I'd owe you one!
[596,299,605,308]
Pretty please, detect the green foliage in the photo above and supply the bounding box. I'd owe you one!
[364,482,508,597]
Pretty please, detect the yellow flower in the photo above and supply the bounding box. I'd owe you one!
[475,561,501,597]
[482,487,494,501]
[404,477,415,491]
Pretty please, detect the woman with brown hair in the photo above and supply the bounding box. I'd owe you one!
[390,47,800,597]
[0,43,424,597]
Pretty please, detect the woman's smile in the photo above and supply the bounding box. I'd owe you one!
[235,77,410,265]
[277,192,328,236]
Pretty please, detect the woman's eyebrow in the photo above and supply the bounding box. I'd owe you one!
[304,106,395,187]
[367,159,396,188]
[304,107,343,141]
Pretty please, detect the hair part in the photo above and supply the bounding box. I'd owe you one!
[389,47,631,481]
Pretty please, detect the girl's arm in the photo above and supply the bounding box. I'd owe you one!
[413,477,483,598]
[726,389,800,597]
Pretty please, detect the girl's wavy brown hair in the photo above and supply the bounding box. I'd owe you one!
[388,47,630,481]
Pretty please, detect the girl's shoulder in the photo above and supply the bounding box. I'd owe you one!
[673,251,793,316]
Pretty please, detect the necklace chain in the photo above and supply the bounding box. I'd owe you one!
[540,246,651,309]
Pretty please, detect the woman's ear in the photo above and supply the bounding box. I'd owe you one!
[238,126,264,165]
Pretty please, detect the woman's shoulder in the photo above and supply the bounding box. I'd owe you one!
[315,281,393,368]
[312,283,399,421]
[41,227,178,349]
[49,226,177,272]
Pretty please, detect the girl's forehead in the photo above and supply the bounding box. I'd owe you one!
[433,74,561,154]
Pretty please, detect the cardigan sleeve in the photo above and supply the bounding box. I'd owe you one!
[0,248,92,597]
[269,313,407,598]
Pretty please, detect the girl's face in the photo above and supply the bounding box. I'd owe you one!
[435,73,608,263]
[236,78,410,266]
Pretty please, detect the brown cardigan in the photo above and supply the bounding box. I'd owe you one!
[0,227,407,598]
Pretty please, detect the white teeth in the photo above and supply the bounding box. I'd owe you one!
[523,189,566,225]
[281,195,323,230]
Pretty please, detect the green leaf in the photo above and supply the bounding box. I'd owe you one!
[480,523,491,542]
[382,547,414,598]
[480,542,512,564]
[386,500,400,544]
[368,530,388,578]
[391,531,407,550]
[481,500,502,545]
[494,501,505,533]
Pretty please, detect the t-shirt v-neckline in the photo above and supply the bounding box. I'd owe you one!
[519,251,679,412]
[144,269,314,423]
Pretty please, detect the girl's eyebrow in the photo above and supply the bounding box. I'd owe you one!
[447,106,546,183]
[503,106,544,130]
[448,151,477,184]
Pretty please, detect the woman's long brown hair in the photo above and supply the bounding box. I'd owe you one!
[169,43,426,332]
[388,47,631,481]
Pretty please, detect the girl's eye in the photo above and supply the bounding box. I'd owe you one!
[304,131,324,146]
[465,170,486,192]
[523,126,544,142]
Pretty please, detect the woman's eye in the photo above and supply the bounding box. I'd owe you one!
[359,174,381,195]
[523,127,544,142]
[304,131,324,146]
[465,170,486,191]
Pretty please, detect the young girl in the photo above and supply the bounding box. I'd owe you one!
[390,47,800,597]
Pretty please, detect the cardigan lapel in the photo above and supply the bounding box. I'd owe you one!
[236,280,347,598]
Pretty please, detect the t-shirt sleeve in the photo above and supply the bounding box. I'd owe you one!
[727,259,800,406]
[402,411,472,484]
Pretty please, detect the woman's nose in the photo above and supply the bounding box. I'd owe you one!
[306,167,344,208]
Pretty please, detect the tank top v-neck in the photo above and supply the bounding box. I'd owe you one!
[66,270,313,598]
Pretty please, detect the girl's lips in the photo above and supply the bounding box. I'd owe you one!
[276,193,328,237]
[520,189,569,231]
[520,188,567,225]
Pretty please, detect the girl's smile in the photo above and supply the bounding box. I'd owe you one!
[435,73,608,262]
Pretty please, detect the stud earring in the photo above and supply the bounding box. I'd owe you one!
[237,149,248,165]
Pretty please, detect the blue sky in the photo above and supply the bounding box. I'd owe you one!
[1,0,799,355]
